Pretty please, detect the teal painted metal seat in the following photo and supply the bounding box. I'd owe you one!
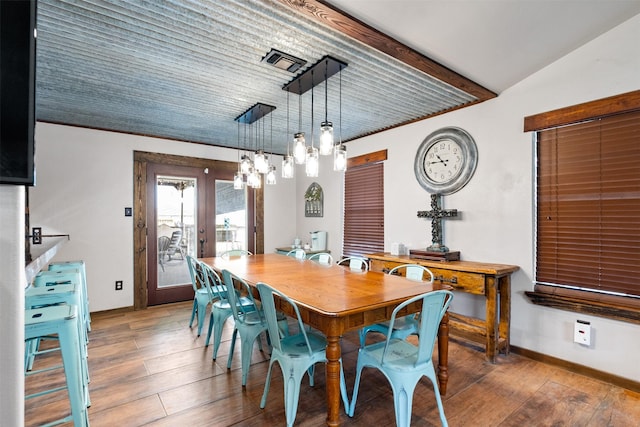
[25,283,91,407]
[187,255,226,337]
[48,260,91,332]
[359,264,434,346]
[25,304,89,427]
[285,248,306,259]
[257,282,349,427]
[200,263,257,360]
[307,252,333,265]
[221,269,270,386]
[337,256,369,271]
[348,290,453,427]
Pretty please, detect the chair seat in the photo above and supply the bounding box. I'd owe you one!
[280,331,326,355]
[360,339,422,369]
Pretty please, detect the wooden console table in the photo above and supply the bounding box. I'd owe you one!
[367,252,519,363]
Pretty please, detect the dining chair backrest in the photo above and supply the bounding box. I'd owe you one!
[221,269,260,321]
[388,264,434,283]
[256,282,313,357]
[186,255,204,293]
[220,249,253,258]
[337,256,369,272]
[201,262,227,301]
[307,252,333,265]
[286,248,306,259]
[384,290,453,366]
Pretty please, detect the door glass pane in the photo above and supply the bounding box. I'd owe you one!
[215,180,248,254]
[157,176,196,288]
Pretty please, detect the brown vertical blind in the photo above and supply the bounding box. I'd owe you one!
[343,161,384,257]
[536,110,640,297]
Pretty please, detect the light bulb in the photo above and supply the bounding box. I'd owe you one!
[305,146,319,177]
[233,171,244,189]
[333,144,347,171]
[282,155,294,178]
[293,132,306,164]
[254,150,268,174]
[319,121,334,155]
[240,155,253,174]
[266,165,277,185]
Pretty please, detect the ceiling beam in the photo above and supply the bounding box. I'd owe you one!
[277,0,497,101]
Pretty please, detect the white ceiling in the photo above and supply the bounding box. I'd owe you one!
[328,0,640,93]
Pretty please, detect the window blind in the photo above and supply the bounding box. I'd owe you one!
[343,162,384,257]
[536,110,640,297]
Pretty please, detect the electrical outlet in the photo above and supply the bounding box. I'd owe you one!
[574,319,591,346]
[115,280,123,291]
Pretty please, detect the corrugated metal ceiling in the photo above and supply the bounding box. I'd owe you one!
[35,0,495,155]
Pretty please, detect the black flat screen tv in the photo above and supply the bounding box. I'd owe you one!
[0,0,37,185]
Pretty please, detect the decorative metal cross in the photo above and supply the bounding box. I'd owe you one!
[417,194,458,252]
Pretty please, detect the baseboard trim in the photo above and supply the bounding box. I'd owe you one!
[510,345,640,393]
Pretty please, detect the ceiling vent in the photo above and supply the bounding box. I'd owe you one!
[262,49,307,73]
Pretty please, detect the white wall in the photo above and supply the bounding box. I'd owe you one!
[29,124,297,312]
[343,14,640,380]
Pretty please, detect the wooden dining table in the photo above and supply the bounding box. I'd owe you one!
[200,253,450,427]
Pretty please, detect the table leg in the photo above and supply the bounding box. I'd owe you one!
[437,312,449,395]
[485,277,498,363]
[499,275,511,355]
[325,334,342,427]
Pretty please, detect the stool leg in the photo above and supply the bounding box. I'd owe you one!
[59,316,89,426]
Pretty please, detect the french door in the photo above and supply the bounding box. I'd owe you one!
[144,160,255,306]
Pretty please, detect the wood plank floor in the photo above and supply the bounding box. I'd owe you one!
[25,301,640,426]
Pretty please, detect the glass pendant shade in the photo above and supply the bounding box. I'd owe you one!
[305,146,319,177]
[240,155,253,174]
[282,155,294,178]
[333,144,347,171]
[319,121,334,155]
[254,150,268,174]
[293,132,306,164]
[233,171,244,189]
[246,168,259,188]
[266,165,277,185]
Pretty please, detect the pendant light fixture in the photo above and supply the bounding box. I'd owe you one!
[234,103,275,188]
[293,80,306,164]
[305,70,319,177]
[282,91,294,178]
[234,121,244,189]
[319,58,334,156]
[333,66,347,172]
[254,117,268,173]
[266,113,277,185]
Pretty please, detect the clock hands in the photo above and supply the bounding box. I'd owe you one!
[427,154,449,166]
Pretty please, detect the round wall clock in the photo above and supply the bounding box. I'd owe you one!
[414,127,478,195]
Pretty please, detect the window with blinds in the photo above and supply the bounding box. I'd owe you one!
[536,110,640,298]
[343,161,384,257]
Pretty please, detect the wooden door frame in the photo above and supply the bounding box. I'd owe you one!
[133,151,264,310]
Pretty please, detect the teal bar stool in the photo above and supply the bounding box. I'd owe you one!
[25,304,89,427]
[34,269,89,343]
[48,260,91,332]
[25,283,91,407]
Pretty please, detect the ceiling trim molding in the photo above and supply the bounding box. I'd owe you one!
[277,0,497,101]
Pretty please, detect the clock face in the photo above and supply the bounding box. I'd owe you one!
[424,138,464,183]
[414,127,478,195]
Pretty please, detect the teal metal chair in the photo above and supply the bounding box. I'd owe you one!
[201,263,257,360]
[285,248,306,259]
[359,264,434,346]
[221,269,268,386]
[307,252,333,265]
[337,256,369,271]
[257,282,349,427]
[187,255,226,337]
[220,249,253,258]
[348,290,453,427]
[48,260,91,332]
